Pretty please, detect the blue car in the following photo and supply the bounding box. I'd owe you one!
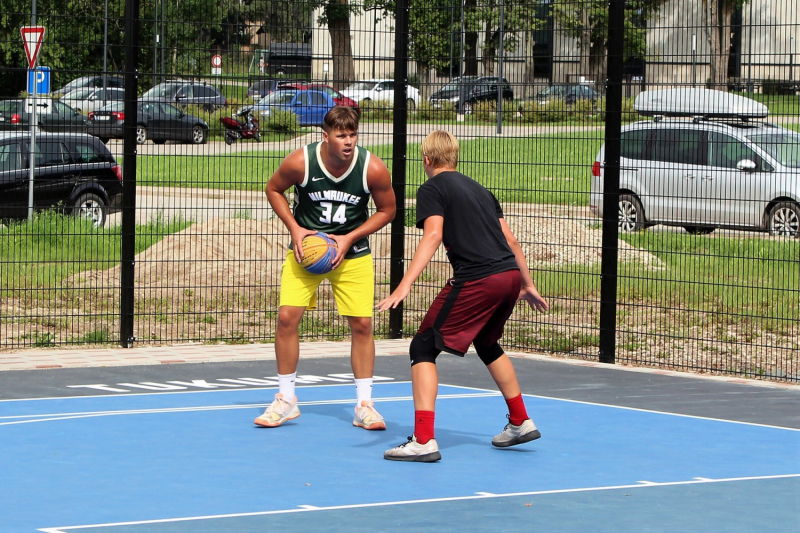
[251,88,336,127]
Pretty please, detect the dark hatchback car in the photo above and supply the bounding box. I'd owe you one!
[87,101,209,145]
[141,81,227,111]
[51,75,125,98]
[429,76,514,113]
[0,132,122,227]
[535,84,599,106]
[0,98,87,133]
[246,79,280,101]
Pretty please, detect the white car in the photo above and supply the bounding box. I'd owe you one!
[60,87,125,114]
[342,79,420,111]
[590,88,800,237]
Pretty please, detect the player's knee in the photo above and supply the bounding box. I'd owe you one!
[347,316,373,338]
[409,330,440,366]
[475,341,504,366]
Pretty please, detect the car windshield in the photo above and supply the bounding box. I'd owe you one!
[347,82,377,91]
[62,77,91,90]
[261,90,297,105]
[62,88,93,100]
[538,86,567,97]
[747,132,800,168]
[142,84,180,98]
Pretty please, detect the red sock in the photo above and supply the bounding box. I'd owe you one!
[414,410,435,444]
[505,394,529,426]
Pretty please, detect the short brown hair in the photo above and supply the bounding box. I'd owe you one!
[323,106,360,133]
[421,130,459,169]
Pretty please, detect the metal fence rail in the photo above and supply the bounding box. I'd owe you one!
[0,0,797,383]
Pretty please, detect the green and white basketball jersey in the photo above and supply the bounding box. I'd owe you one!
[292,142,372,258]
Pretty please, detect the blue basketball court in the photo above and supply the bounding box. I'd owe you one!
[1,355,798,533]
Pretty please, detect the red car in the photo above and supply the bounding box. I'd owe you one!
[276,83,360,114]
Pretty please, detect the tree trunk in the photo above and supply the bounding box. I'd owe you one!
[328,1,356,90]
[464,0,479,76]
[580,5,591,79]
[523,33,536,99]
[483,28,496,76]
[703,0,726,91]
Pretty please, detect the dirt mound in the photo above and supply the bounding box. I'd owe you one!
[68,215,661,294]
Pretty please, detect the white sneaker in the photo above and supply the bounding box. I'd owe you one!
[384,435,441,462]
[353,400,386,430]
[254,393,300,427]
[491,417,541,447]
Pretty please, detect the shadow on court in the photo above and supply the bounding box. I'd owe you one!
[0,355,798,532]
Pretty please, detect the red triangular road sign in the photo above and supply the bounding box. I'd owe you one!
[21,26,46,70]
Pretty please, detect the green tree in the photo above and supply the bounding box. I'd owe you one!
[552,0,668,83]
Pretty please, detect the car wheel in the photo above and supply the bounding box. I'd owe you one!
[190,125,207,144]
[406,98,416,112]
[202,104,215,113]
[72,192,107,228]
[767,201,800,237]
[136,125,147,144]
[618,193,645,232]
[276,69,286,76]
[683,226,715,235]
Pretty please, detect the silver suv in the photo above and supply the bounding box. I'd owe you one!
[590,89,800,237]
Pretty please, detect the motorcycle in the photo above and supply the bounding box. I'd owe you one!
[220,108,261,145]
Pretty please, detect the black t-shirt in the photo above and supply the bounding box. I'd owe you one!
[416,170,518,281]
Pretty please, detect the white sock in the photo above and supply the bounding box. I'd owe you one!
[278,372,296,401]
[354,377,373,406]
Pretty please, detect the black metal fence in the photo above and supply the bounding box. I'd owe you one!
[1,0,797,383]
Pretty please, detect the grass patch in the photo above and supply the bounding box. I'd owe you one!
[0,211,192,293]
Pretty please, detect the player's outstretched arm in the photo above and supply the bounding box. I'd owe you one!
[266,149,316,263]
[376,215,443,311]
[499,218,548,313]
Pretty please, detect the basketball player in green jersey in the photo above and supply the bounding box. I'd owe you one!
[258,106,396,430]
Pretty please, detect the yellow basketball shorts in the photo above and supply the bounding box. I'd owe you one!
[279,251,375,317]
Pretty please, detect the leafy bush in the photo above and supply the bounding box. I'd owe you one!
[416,100,457,121]
[262,108,299,133]
[359,99,394,120]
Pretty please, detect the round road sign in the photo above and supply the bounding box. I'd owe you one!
[211,55,222,68]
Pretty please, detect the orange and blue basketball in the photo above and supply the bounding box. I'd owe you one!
[299,232,338,274]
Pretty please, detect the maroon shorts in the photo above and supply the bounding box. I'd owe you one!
[417,269,521,356]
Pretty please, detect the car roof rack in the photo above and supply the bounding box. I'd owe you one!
[635,88,768,120]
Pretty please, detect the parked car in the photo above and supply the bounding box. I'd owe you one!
[251,88,337,127]
[246,79,281,101]
[0,131,122,227]
[0,98,87,133]
[87,101,209,145]
[59,87,125,114]
[51,75,125,98]
[590,88,800,237]
[141,81,227,111]
[534,84,599,106]
[342,79,420,110]
[277,82,360,113]
[428,76,514,113]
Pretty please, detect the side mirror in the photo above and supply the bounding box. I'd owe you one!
[737,159,757,171]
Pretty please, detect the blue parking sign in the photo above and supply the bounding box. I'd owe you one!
[27,66,51,95]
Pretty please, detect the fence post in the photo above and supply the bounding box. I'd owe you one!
[388,0,409,339]
[119,0,140,348]
[598,0,626,364]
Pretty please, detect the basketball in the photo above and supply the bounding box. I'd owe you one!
[299,232,338,274]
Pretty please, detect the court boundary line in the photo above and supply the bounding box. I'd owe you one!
[2,381,797,432]
[39,473,800,532]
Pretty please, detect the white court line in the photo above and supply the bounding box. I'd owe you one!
[39,473,800,532]
[0,391,501,426]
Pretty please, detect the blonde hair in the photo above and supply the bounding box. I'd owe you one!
[421,130,459,169]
